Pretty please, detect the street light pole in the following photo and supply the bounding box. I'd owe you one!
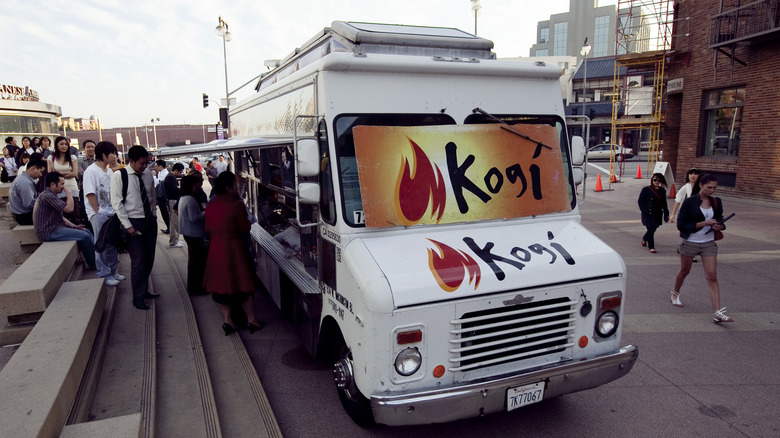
[471,0,481,35]
[215,16,232,134]
[580,37,592,146]
[151,117,159,150]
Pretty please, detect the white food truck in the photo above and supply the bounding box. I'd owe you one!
[161,21,637,426]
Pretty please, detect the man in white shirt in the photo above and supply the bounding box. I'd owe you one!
[111,146,159,310]
[215,155,228,175]
[154,159,170,234]
[84,141,125,287]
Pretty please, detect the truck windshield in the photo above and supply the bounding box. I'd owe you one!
[334,114,574,228]
[334,114,456,226]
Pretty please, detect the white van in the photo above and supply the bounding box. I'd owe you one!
[162,21,636,426]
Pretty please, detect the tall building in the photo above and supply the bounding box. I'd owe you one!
[530,0,649,58]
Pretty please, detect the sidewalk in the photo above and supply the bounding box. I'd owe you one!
[579,170,780,437]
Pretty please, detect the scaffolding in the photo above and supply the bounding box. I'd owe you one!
[610,0,674,184]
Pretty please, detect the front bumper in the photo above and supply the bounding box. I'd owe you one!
[371,344,638,426]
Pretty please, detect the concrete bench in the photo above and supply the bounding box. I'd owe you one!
[12,224,42,260]
[0,278,106,438]
[0,241,78,344]
[0,182,11,201]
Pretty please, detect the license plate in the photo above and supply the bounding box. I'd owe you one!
[506,382,545,411]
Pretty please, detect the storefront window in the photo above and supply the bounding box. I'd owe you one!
[0,114,59,135]
[701,87,744,157]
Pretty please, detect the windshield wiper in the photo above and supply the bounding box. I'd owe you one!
[472,108,553,150]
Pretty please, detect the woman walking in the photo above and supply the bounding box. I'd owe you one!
[204,171,264,335]
[670,173,732,323]
[669,167,700,222]
[637,172,669,253]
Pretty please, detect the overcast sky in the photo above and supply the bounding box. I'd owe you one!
[3,0,616,129]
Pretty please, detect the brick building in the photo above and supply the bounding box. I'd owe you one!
[664,0,780,201]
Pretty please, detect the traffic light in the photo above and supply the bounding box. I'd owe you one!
[202,93,209,108]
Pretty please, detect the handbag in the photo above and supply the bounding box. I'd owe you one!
[95,214,127,252]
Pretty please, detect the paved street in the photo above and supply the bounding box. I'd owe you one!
[1,165,778,437]
[244,167,780,437]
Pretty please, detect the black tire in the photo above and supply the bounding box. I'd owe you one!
[333,341,375,426]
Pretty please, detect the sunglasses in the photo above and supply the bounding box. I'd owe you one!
[652,178,660,182]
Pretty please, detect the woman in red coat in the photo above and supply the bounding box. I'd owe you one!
[204,171,264,335]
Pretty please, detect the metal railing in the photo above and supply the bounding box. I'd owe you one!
[710,0,780,46]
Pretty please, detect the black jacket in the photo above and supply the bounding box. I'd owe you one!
[677,194,724,239]
[638,185,669,226]
[164,173,181,201]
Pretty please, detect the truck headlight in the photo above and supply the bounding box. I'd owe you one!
[595,311,619,338]
[394,347,422,376]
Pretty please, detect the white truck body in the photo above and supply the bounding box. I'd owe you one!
[164,21,637,426]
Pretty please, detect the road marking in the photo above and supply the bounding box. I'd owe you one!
[624,312,780,333]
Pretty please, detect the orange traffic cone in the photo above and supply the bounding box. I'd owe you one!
[668,184,676,199]
[609,172,618,183]
[594,173,603,192]
[635,164,643,179]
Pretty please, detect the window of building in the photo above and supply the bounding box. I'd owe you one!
[593,16,610,57]
[553,22,568,55]
[536,49,548,56]
[540,28,549,43]
[701,87,744,157]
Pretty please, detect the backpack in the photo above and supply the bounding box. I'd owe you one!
[156,178,167,201]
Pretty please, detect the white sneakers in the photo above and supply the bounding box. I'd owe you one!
[170,241,184,248]
[105,273,126,286]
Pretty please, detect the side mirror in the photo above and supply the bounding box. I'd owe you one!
[296,139,319,177]
[571,136,586,166]
[298,182,320,204]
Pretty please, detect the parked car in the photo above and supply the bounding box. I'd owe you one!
[587,144,634,161]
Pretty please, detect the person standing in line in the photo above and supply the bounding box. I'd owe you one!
[164,163,185,248]
[204,171,264,335]
[178,174,207,295]
[9,157,46,224]
[670,168,701,223]
[3,137,19,182]
[190,156,203,174]
[39,137,53,159]
[33,171,95,268]
[78,140,97,182]
[670,173,732,323]
[48,136,81,225]
[83,141,125,287]
[16,137,35,167]
[78,140,97,229]
[205,160,218,189]
[153,159,170,234]
[110,145,159,310]
[637,172,669,254]
[215,155,228,175]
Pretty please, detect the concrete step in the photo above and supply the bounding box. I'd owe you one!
[82,232,281,438]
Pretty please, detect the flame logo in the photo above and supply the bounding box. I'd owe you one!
[395,138,446,225]
[427,239,481,292]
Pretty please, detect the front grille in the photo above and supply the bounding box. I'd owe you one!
[448,297,576,372]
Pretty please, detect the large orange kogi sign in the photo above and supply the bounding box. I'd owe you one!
[353,124,571,228]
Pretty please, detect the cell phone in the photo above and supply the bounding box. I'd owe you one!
[135,230,142,236]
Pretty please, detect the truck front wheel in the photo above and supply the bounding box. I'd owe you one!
[333,342,375,426]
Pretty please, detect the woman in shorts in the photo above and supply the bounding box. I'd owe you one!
[670,173,732,323]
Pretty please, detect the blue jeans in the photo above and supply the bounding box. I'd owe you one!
[90,213,118,278]
[45,227,96,268]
